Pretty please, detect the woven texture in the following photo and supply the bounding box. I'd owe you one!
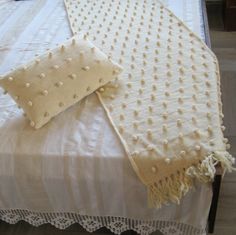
[0,35,122,129]
[64,0,235,207]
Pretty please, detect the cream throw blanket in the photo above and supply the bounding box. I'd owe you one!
[64,0,235,207]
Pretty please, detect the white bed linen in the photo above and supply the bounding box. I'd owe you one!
[0,0,211,234]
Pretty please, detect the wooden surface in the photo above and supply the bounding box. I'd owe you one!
[224,0,236,31]
[207,2,236,235]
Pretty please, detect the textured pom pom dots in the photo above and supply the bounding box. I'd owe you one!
[0,35,123,129]
[64,0,234,208]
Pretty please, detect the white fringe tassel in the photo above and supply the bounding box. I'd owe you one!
[148,151,235,208]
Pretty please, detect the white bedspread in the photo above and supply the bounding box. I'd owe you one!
[0,0,211,234]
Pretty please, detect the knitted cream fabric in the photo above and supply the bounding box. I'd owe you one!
[0,35,122,129]
[64,0,235,207]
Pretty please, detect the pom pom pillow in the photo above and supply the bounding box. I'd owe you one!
[0,35,123,129]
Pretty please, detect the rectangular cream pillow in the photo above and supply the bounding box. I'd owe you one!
[0,35,122,129]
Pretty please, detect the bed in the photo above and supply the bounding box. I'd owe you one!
[0,1,214,235]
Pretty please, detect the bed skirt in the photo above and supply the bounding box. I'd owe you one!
[0,209,206,235]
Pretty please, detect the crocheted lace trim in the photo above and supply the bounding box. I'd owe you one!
[0,209,206,235]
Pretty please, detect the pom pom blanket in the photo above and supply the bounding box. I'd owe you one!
[64,0,235,207]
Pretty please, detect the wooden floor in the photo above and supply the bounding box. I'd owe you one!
[207,2,236,235]
[0,3,235,235]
